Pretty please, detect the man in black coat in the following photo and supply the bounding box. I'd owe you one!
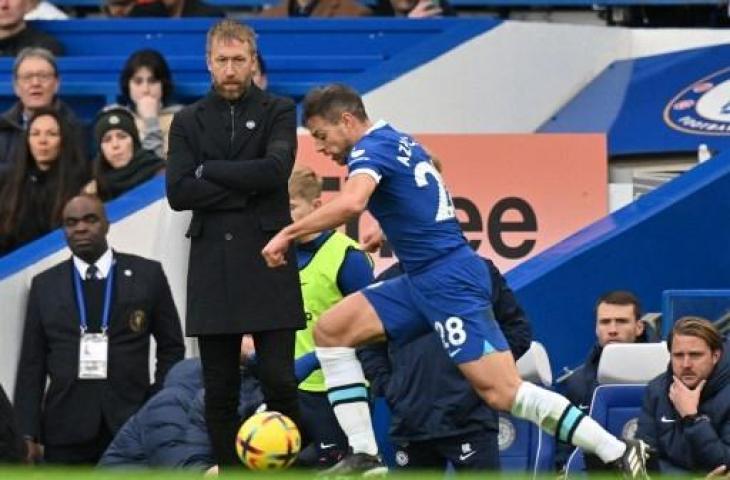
[166,19,305,469]
[13,194,185,465]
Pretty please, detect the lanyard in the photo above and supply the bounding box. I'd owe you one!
[73,261,115,335]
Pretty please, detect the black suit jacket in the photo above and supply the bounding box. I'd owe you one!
[166,86,304,335]
[13,252,185,446]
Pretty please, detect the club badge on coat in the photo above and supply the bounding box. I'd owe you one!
[129,310,147,333]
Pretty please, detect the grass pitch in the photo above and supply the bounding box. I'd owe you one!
[0,467,700,480]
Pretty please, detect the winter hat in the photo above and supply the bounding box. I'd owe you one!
[94,106,140,148]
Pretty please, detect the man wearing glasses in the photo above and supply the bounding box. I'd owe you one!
[0,47,86,173]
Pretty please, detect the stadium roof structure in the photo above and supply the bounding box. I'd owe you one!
[539,43,730,158]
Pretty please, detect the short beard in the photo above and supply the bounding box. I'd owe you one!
[214,80,247,101]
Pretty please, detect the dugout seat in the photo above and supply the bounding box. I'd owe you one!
[564,342,668,478]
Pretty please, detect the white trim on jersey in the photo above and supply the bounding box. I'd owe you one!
[365,119,388,134]
[349,168,382,184]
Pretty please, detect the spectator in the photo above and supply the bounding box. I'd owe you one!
[13,194,185,464]
[637,316,730,474]
[84,106,164,201]
[556,290,651,470]
[102,0,141,17]
[0,48,86,173]
[0,107,88,255]
[117,49,182,159]
[372,0,455,17]
[260,0,370,17]
[24,0,69,20]
[359,257,531,471]
[125,0,224,17]
[288,166,374,467]
[0,0,63,55]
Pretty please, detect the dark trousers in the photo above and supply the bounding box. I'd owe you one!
[394,429,500,471]
[44,421,113,465]
[199,330,301,468]
[297,390,348,467]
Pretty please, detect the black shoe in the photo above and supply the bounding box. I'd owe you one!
[616,438,652,479]
[318,452,388,478]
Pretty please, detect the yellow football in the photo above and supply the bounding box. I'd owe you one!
[235,411,301,470]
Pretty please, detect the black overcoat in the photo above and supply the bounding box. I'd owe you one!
[166,86,305,335]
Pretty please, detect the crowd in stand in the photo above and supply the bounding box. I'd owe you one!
[0,0,452,255]
[0,47,175,254]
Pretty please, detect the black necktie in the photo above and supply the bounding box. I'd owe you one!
[85,265,99,281]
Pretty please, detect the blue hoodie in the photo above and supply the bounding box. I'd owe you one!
[99,353,317,469]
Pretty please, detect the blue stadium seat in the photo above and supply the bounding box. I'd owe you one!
[0,19,496,124]
[564,384,646,478]
[499,414,555,475]
[661,289,730,338]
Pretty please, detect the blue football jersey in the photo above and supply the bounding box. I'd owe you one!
[347,121,467,272]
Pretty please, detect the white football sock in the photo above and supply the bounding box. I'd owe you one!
[511,381,626,463]
[316,346,378,456]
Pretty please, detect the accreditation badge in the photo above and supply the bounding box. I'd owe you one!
[78,333,108,379]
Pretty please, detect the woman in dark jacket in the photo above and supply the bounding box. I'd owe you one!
[0,107,88,255]
[85,106,164,201]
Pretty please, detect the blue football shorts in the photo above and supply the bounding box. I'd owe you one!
[362,247,509,364]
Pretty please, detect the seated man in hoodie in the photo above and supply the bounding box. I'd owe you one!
[637,316,730,475]
[98,357,205,467]
[555,290,653,470]
[99,345,317,469]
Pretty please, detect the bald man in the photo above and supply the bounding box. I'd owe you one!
[14,194,184,465]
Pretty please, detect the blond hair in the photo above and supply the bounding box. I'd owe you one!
[206,19,257,57]
[669,316,723,353]
[289,166,322,202]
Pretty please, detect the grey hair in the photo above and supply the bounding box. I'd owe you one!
[13,47,58,79]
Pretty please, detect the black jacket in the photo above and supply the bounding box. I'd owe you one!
[129,0,224,17]
[166,86,304,335]
[14,253,185,446]
[0,26,63,57]
[0,161,89,256]
[359,257,532,442]
[636,339,730,473]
